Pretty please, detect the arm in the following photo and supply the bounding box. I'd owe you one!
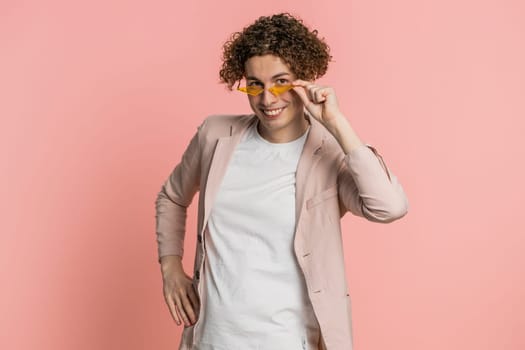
[337,142,409,222]
[329,116,408,222]
[291,80,408,222]
[155,124,202,260]
[154,121,205,326]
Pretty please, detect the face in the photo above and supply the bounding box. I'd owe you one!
[243,54,309,143]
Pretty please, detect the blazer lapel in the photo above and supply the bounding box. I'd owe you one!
[201,114,326,234]
[202,115,257,231]
[295,116,326,223]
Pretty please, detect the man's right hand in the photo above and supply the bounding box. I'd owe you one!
[160,255,200,327]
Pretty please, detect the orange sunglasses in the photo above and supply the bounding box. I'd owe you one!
[236,82,294,97]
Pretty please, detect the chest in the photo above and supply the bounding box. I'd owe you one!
[212,137,303,233]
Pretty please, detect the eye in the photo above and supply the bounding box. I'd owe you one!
[276,78,289,85]
[247,81,263,87]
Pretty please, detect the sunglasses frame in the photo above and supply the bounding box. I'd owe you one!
[236,82,294,97]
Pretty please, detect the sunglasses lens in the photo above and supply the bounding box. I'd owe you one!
[269,85,293,96]
[237,84,293,96]
[237,86,263,96]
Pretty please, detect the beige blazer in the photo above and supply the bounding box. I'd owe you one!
[155,113,409,350]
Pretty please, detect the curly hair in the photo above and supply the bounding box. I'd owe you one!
[219,13,332,90]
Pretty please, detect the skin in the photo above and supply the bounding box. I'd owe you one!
[161,255,198,327]
[292,77,365,154]
[161,54,366,328]
[244,54,310,143]
[245,54,365,153]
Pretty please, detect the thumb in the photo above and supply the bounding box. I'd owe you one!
[292,85,311,107]
[292,79,315,107]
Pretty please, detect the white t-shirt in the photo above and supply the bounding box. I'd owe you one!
[193,121,320,350]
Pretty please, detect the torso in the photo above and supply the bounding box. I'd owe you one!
[193,121,320,350]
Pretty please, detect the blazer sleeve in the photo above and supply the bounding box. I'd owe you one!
[154,122,204,262]
[337,143,409,223]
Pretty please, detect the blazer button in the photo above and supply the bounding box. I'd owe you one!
[195,270,200,280]
[197,234,202,243]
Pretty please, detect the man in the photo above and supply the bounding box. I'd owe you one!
[155,13,409,350]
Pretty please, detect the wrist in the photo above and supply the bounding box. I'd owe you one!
[327,116,365,154]
[160,255,183,275]
[325,114,350,137]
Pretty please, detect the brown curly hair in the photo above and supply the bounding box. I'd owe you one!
[219,13,332,90]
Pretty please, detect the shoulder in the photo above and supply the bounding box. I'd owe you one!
[198,114,254,136]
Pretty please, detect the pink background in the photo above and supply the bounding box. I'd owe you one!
[2,0,524,349]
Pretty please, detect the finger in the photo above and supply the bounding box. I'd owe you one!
[187,286,200,315]
[295,80,333,103]
[292,79,313,87]
[291,79,315,99]
[180,292,197,324]
[291,79,313,90]
[292,80,319,106]
[164,293,182,325]
[314,88,328,103]
[173,292,191,326]
[308,85,321,102]
[292,84,314,107]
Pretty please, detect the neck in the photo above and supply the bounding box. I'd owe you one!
[257,115,310,143]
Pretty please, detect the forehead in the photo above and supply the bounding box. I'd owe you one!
[244,54,294,80]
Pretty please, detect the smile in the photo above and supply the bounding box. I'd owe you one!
[262,107,285,116]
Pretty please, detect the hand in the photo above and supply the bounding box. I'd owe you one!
[160,256,200,327]
[292,79,344,131]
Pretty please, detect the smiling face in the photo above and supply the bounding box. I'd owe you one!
[244,54,310,143]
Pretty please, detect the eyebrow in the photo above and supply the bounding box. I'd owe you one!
[245,72,291,81]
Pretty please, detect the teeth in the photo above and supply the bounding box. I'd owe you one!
[263,108,284,116]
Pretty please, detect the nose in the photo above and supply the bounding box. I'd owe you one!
[261,86,278,106]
